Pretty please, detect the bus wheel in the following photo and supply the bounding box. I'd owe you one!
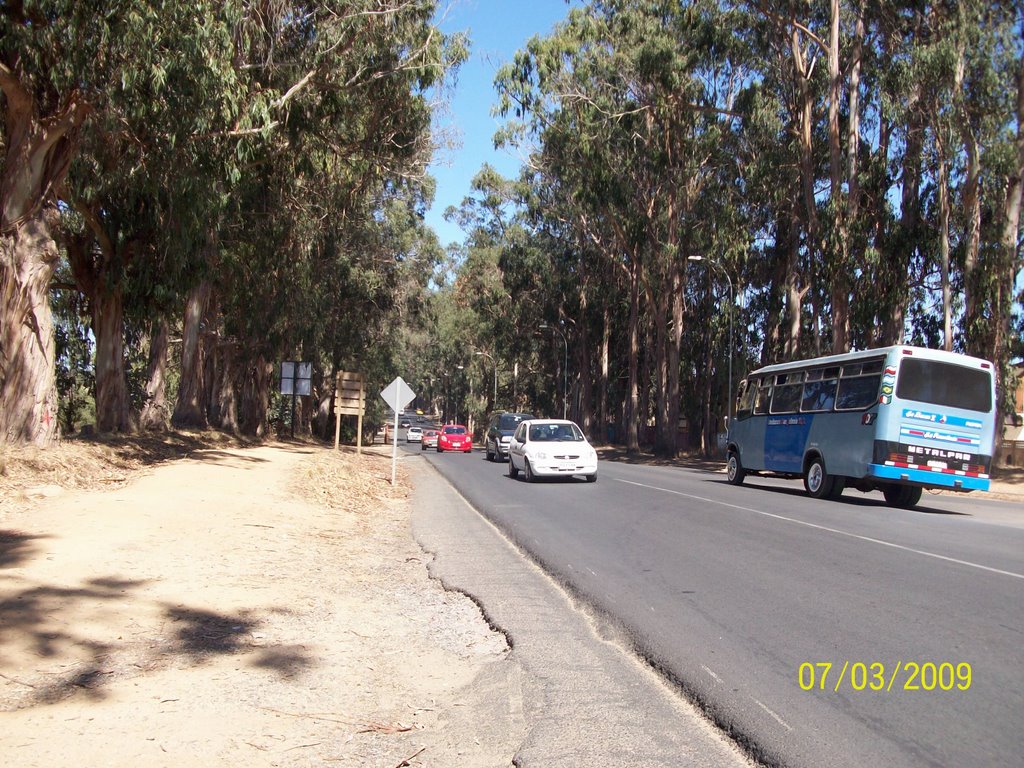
[727,451,746,485]
[804,457,835,499]
[883,485,923,508]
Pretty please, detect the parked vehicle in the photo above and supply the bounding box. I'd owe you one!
[437,424,472,453]
[421,429,439,450]
[406,426,423,443]
[484,411,534,461]
[507,419,598,482]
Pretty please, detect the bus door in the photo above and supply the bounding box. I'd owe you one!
[763,372,810,473]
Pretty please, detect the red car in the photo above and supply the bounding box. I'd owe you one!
[437,424,472,453]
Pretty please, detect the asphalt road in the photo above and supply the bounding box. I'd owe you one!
[402,436,1024,768]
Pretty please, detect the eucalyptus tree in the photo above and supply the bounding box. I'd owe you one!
[169,0,466,435]
[497,0,749,455]
[0,0,237,443]
[56,2,243,433]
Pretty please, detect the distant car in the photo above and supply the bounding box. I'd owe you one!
[437,424,472,453]
[484,411,534,461]
[421,429,439,450]
[406,426,423,443]
[400,418,411,428]
[507,419,598,482]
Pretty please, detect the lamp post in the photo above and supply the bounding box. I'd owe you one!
[456,364,465,425]
[688,255,734,429]
[475,350,497,410]
[539,323,568,419]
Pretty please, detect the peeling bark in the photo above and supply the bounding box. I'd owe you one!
[140,317,169,431]
[0,212,61,444]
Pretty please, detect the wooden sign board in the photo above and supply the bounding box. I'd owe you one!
[334,371,366,452]
[335,371,365,416]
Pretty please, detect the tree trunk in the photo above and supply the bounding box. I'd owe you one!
[996,50,1024,427]
[238,356,272,437]
[651,274,671,457]
[600,303,610,443]
[211,340,238,432]
[665,259,684,458]
[625,262,641,453]
[91,284,131,433]
[139,317,169,431]
[0,213,61,444]
[880,77,924,345]
[937,146,953,352]
[173,281,212,428]
[827,0,851,353]
[783,202,803,360]
[0,69,88,445]
[578,290,594,439]
[961,127,982,350]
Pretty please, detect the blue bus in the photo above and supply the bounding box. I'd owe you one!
[726,346,996,508]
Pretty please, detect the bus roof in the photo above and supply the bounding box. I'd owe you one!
[745,345,994,379]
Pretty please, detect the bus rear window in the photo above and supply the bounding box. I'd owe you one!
[896,359,992,412]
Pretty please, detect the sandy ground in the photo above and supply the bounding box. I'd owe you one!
[0,440,519,767]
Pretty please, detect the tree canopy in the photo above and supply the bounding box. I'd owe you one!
[0,0,1020,457]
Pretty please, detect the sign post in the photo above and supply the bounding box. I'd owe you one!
[280,361,312,438]
[380,376,416,487]
[334,371,366,452]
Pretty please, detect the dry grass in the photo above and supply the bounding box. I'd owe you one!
[0,430,258,513]
[290,445,412,514]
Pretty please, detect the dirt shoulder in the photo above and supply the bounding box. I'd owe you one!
[0,436,519,767]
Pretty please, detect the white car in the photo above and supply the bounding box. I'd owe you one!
[507,419,598,483]
[406,426,423,443]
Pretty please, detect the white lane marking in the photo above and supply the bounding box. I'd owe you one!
[615,478,1024,581]
[753,698,793,732]
[701,665,723,684]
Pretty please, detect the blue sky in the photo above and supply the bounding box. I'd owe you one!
[426,0,576,249]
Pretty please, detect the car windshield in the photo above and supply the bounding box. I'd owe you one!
[444,426,466,435]
[528,423,583,442]
[499,413,531,430]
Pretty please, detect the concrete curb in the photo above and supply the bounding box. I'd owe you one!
[410,461,754,768]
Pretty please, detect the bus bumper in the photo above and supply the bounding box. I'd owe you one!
[868,463,990,492]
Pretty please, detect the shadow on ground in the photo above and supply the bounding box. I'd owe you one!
[0,566,310,708]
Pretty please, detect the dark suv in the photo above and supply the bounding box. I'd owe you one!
[484,412,534,462]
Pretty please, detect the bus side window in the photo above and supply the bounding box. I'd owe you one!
[736,379,756,419]
[836,374,881,410]
[771,384,802,413]
[801,378,838,412]
[754,382,771,414]
[770,372,804,413]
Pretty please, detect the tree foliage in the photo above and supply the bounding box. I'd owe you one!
[451,0,1024,456]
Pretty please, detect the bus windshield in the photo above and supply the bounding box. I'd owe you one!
[896,358,992,412]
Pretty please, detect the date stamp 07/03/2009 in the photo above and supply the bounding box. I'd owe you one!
[798,661,972,693]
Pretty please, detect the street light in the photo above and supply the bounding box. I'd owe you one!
[688,255,734,429]
[475,350,497,409]
[539,323,568,419]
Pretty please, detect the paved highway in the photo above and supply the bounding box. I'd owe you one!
[402,437,1024,768]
